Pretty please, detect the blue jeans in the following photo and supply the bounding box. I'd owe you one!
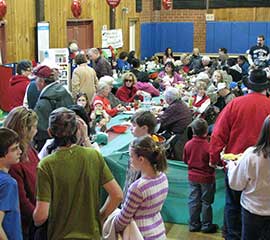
[224,173,242,240]
[188,181,216,231]
[242,208,270,240]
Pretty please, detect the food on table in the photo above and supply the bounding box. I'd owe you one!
[222,153,242,161]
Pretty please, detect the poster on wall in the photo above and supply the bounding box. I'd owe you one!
[37,22,50,62]
[102,29,123,49]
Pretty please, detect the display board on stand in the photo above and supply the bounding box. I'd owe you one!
[39,48,70,89]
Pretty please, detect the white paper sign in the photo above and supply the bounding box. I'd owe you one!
[102,29,123,49]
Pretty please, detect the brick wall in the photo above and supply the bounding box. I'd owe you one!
[140,0,207,52]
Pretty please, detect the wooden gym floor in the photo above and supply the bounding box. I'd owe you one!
[165,223,223,240]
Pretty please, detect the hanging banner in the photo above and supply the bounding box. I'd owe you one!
[37,22,50,62]
[106,0,121,8]
[102,29,123,49]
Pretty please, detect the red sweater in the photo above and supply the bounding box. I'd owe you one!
[9,145,39,234]
[183,136,215,183]
[93,95,118,117]
[210,92,270,165]
[9,75,30,109]
[116,85,142,103]
[192,94,210,108]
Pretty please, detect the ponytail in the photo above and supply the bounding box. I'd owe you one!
[131,136,167,172]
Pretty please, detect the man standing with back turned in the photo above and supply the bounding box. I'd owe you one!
[209,69,270,240]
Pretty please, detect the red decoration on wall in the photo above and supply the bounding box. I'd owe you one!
[106,0,121,8]
[162,0,172,10]
[0,0,7,20]
[71,0,82,18]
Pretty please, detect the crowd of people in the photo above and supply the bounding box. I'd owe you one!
[0,34,270,239]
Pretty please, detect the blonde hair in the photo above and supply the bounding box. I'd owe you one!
[122,72,137,85]
[3,106,38,161]
[196,81,207,91]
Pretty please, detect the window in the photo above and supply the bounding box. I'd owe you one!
[173,0,205,9]
[210,0,270,8]
[136,0,142,12]
[153,0,161,10]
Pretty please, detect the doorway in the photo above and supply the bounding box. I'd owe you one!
[129,18,140,57]
[0,23,6,63]
[67,20,94,51]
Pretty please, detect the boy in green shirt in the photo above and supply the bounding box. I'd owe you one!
[33,107,123,240]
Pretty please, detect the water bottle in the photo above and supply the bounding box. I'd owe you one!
[143,93,151,110]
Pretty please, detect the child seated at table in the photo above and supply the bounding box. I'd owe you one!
[90,100,110,132]
[183,118,218,233]
[114,136,168,239]
[123,110,157,199]
[76,92,91,117]
[0,128,23,240]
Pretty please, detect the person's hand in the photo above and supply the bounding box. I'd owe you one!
[209,162,216,168]
[100,118,107,126]
[76,116,88,139]
[136,90,143,95]
[116,104,126,112]
[112,61,117,67]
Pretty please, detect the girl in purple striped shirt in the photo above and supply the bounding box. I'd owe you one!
[114,136,168,239]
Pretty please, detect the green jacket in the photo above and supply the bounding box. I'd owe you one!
[34,82,74,141]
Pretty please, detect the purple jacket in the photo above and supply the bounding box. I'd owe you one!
[135,82,160,97]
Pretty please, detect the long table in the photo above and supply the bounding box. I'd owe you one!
[100,113,225,226]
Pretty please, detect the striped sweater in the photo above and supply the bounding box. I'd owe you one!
[115,173,168,240]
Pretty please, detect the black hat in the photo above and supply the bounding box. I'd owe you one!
[243,69,270,92]
[17,60,32,75]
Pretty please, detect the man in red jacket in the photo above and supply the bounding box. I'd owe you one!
[9,60,32,110]
[209,69,270,240]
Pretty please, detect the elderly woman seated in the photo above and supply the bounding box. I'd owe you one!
[116,72,143,103]
[192,81,211,115]
[99,76,127,108]
[93,82,126,117]
[158,87,192,160]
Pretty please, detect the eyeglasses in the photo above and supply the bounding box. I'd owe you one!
[125,79,133,83]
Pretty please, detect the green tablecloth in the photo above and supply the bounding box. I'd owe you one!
[0,111,8,127]
[100,113,225,226]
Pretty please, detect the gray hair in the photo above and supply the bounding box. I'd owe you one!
[87,48,100,56]
[96,82,110,94]
[202,56,211,62]
[164,87,180,104]
[99,76,114,85]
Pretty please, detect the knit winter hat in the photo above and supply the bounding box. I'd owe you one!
[49,107,77,137]
[33,65,54,79]
[93,100,103,107]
